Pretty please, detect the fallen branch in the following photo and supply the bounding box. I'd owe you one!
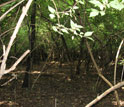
[85,81,124,107]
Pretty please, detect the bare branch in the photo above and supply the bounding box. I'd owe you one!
[114,39,124,84]
[4,50,30,74]
[1,73,17,86]
[86,81,124,107]
[0,28,15,37]
[0,0,16,8]
[86,40,120,107]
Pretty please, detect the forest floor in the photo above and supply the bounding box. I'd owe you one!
[0,62,124,107]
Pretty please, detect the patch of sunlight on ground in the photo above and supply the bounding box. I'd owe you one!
[0,101,18,106]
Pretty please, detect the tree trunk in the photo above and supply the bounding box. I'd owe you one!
[60,34,72,62]
[22,0,36,88]
[75,39,84,75]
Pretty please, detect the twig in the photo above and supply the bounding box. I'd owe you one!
[0,0,16,8]
[1,73,17,86]
[121,64,124,81]
[86,40,112,86]
[0,28,15,37]
[0,0,24,21]
[85,81,124,107]
[4,50,30,74]
[114,39,124,84]
[55,98,57,107]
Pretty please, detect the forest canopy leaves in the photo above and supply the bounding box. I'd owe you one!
[48,5,55,14]
[109,0,124,10]
[89,0,105,10]
[90,9,99,17]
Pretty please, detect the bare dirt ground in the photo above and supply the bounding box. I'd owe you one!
[0,62,124,107]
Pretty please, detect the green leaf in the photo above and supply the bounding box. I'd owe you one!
[89,0,104,10]
[49,14,55,19]
[89,0,101,5]
[52,26,58,32]
[102,0,108,4]
[72,36,74,40]
[79,34,83,38]
[61,28,69,34]
[78,1,84,5]
[48,5,55,13]
[86,37,94,41]
[109,0,124,10]
[74,31,78,35]
[64,12,69,15]
[79,32,84,38]
[80,32,84,35]
[73,6,79,10]
[100,11,105,16]
[70,20,83,30]
[70,20,76,29]
[84,31,94,37]
[76,25,83,29]
[90,9,99,17]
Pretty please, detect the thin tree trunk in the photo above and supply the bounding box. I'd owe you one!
[75,9,86,75]
[75,39,84,75]
[22,0,36,88]
[60,34,72,62]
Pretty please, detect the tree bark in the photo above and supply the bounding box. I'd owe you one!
[22,0,36,88]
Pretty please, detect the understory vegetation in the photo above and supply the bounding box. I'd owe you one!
[1,0,124,106]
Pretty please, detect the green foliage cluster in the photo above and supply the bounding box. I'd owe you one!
[0,0,124,63]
